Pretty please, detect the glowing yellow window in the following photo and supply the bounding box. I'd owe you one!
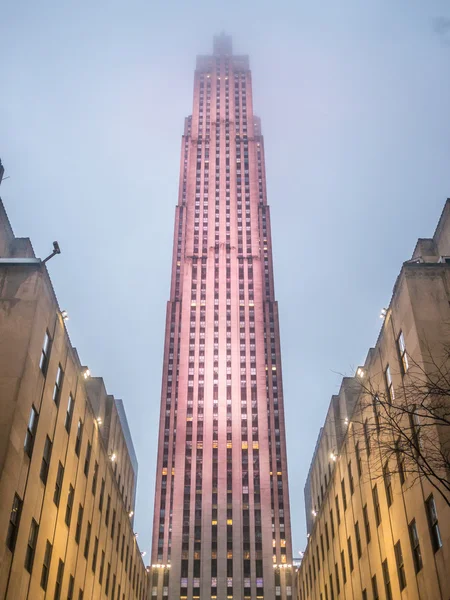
[281,555,287,564]
[212,520,217,525]
[281,539,286,547]
[171,468,175,475]
[227,442,232,448]
[191,301,196,307]
[162,468,167,475]
[242,442,248,449]
[227,519,233,525]
[227,551,233,558]
[272,366,277,371]
[253,442,259,449]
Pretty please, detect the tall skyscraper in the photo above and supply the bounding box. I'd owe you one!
[150,34,294,600]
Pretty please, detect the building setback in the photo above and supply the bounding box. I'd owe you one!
[298,200,450,600]
[0,189,148,598]
[150,35,294,600]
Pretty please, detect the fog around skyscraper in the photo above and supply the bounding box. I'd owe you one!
[1,0,450,562]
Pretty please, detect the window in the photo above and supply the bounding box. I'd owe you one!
[55,558,64,600]
[397,331,409,374]
[347,537,354,572]
[67,575,75,600]
[24,405,39,457]
[40,330,51,374]
[363,419,370,456]
[425,495,442,552]
[105,562,111,594]
[53,365,63,405]
[408,519,423,573]
[371,575,379,600]
[395,439,406,485]
[25,518,39,573]
[372,485,381,526]
[84,521,91,559]
[75,504,84,544]
[355,442,362,476]
[341,479,347,510]
[363,504,371,543]
[394,540,406,591]
[65,394,74,432]
[348,461,354,495]
[92,461,99,495]
[335,495,341,525]
[75,420,83,456]
[84,442,91,476]
[53,462,64,506]
[99,550,105,584]
[40,436,53,484]
[340,550,346,584]
[92,537,99,572]
[7,493,22,551]
[41,540,53,590]
[385,365,395,401]
[382,559,392,600]
[105,495,111,526]
[383,461,393,507]
[355,521,362,558]
[334,563,340,594]
[362,589,367,600]
[65,485,74,526]
[99,479,105,511]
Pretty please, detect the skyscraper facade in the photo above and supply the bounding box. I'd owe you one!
[150,35,294,600]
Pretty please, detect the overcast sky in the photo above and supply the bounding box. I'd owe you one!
[2,0,450,557]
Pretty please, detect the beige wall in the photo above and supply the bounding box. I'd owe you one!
[0,202,148,600]
[298,201,450,600]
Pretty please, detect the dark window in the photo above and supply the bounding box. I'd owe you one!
[363,504,371,543]
[53,462,64,506]
[65,485,74,526]
[371,575,379,600]
[335,563,340,594]
[84,521,91,559]
[382,559,393,600]
[340,550,346,584]
[425,495,442,552]
[99,479,105,511]
[92,537,99,572]
[408,519,423,573]
[105,495,111,526]
[67,575,75,600]
[54,558,64,600]
[111,509,116,539]
[40,436,52,484]
[53,365,63,405]
[383,461,393,507]
[355,442,362,476]
[99,550,105,584]
[75,420,83,456]
[40,540,53,590]
[348,461,354,495]
[335,495,340,525]
[39,330,51,374]
[65,394,74,432]
[84,442,91,476]
[75,504,83,544]
[92,461,99,495]
[372,485,381,526]
[105,562,111,595]
[394,540,406,591]
[355,521,362,558]
[347,537,354,571]
[24,405,39,457]
[364,419,370,456]
[25,518,39,573]
[341,479,347,510]
[6,493,22,551]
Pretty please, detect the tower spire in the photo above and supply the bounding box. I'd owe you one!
[213,32,232,55]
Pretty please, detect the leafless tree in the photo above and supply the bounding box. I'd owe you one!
[352,341,450,508]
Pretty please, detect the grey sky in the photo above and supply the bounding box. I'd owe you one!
[2,0,450,558]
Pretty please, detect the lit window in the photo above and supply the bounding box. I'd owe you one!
[397,331,409,373]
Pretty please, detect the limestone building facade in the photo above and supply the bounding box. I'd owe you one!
[0,189,148,599]
[298,200,450,600]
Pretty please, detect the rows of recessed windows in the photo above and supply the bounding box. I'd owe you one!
[300,488,442,600]
[7,332,146,600]
[300,351,444,600]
